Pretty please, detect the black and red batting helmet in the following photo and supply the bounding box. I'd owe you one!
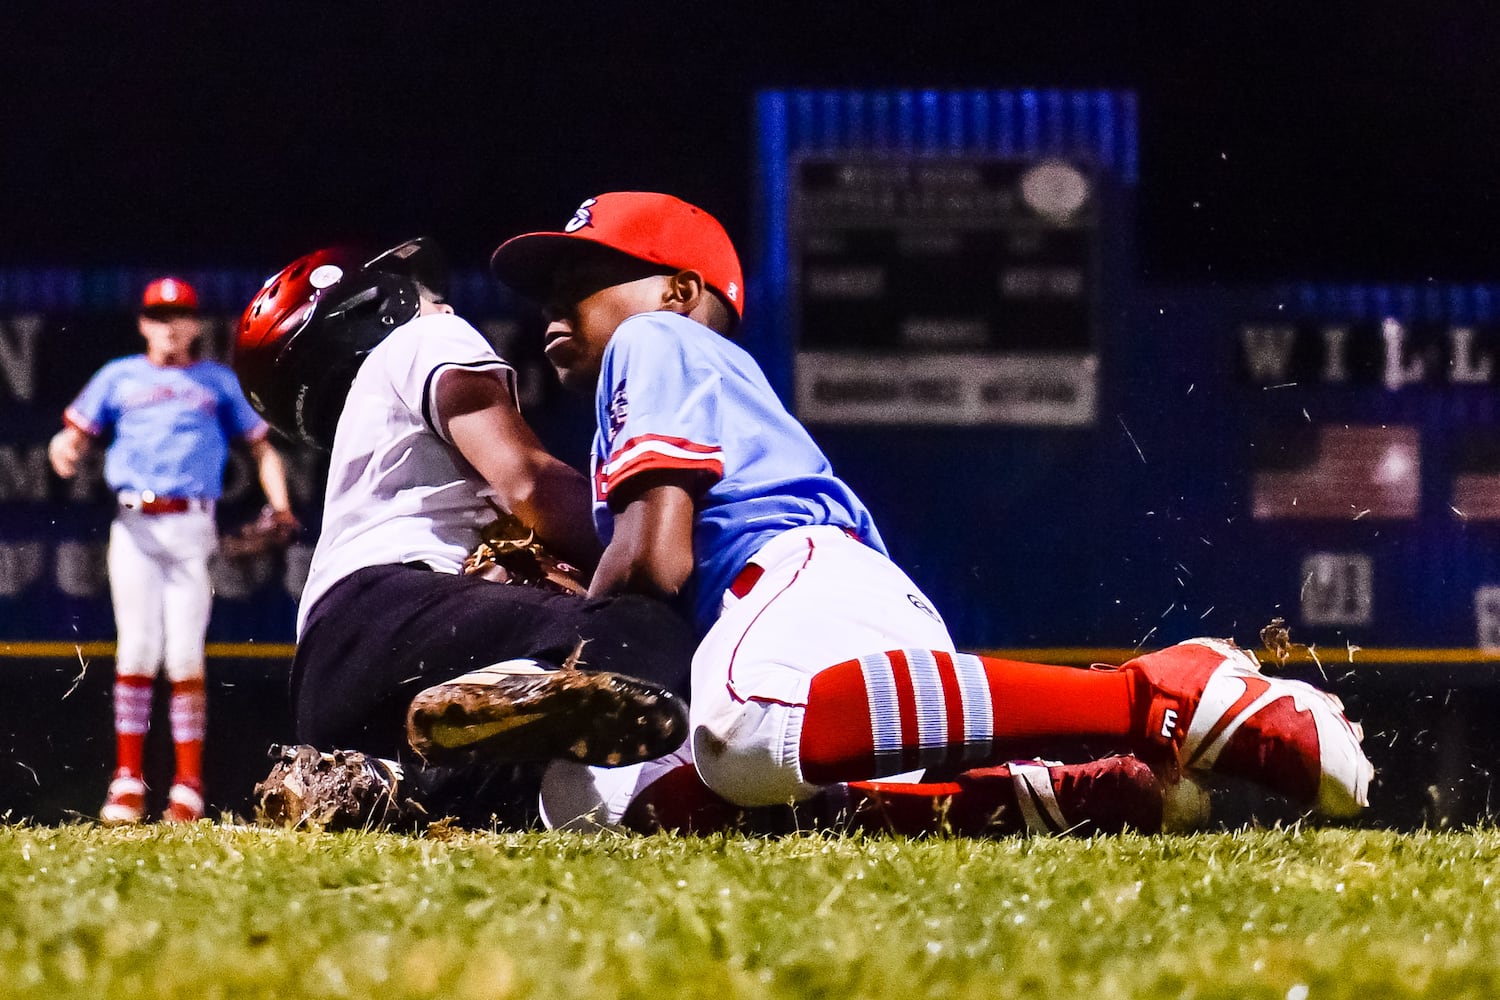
[233,238,447,449]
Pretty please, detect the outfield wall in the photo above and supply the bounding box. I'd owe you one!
[3,272,1500,826]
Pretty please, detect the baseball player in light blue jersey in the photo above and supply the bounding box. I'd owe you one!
[49,277,297,825]
[490,192,1372,838]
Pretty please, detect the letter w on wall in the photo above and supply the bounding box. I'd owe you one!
[0,316,41,404]
[1240,324,1296,383]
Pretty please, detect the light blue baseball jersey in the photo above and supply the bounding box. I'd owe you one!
[64,355,267,498]
[591,311,887,632]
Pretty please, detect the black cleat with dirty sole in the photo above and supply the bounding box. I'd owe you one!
[406,659,688,767]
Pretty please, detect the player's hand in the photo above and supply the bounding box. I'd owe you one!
[259,505,302,546]
[220,506,302,560]
[47,430,83,478]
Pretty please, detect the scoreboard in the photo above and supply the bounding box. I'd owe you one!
[790,156,1098,427]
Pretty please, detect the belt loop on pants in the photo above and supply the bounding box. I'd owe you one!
[117,491,211,516]
[729,562,765,599]
[727,525,860,602]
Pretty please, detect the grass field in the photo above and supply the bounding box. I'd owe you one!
[1,823,1495,1000]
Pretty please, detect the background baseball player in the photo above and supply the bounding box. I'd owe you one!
[48,277,297,824]
[489,191,1375,835]
[233,239,698,829]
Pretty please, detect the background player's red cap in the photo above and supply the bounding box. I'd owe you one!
[490,191,744,319]
[141,276,200,316]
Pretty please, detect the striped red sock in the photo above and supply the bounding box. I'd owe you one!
[799,650,1134,785]
[169,678,206,788]
[113,674,154,778]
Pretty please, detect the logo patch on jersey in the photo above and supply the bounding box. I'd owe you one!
[606,378,629,445]
[564,198,598,234]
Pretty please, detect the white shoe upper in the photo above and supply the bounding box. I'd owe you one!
[168,782,205,815]
[100,775,146,824]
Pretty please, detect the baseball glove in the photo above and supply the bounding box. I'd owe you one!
[464,510,587,595]
[220,505,301,560]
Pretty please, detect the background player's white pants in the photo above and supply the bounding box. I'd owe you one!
[691,525,954,807]
[107,507,217,682]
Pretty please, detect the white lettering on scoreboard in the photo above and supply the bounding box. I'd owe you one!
[796,352,1097,426]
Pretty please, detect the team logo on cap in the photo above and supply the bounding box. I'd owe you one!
[564,198,598,233]
[725,281,739,302]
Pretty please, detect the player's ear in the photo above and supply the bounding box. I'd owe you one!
[661,270,708,313]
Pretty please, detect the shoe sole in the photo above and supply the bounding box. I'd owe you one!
[1178,639,1374,817]
[100,804,145,826]
[1160,772,1212,832]
[407,665,687,767]
[257,746,415,830]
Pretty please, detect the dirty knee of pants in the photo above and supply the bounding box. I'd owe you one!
[690,700,818,808]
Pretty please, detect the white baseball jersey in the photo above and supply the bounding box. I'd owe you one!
[297,312,516,637]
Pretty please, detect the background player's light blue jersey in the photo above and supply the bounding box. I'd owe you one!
[591,311,887,632]
[64,355,267,498]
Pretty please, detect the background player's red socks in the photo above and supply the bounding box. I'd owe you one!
[112,674,153,778]
[169,677,206,789]
[799,650,1135,785]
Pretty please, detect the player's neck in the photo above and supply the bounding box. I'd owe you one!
[146,348,194,368]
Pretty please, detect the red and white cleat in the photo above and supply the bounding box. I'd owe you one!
[1120,637,1373,817]
[162,781,206,824]
[1002,755,1176,835]
[843,754,1182,837]
[100,771,146,826]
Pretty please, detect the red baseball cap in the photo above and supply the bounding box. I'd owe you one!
[490,192,744,319]
[141,276,200,315]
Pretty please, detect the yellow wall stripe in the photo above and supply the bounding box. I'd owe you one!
[0,641,298,659]
[2,641,1498,666]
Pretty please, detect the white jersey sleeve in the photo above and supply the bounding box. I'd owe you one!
[296,313,516,636]
[384,312,517,445]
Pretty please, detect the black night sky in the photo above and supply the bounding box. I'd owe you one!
[4,3,1500,284]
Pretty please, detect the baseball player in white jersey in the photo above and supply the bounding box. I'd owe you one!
[490,191,1375,836]
[49,277,297,825]
[232,240,697,829]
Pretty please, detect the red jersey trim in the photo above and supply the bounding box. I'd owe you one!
[597,433,725,498]
[62,409,101,438]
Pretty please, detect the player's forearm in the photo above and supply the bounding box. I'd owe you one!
[586,481,697,600]
[251,440,293,513]
[504,459,603,571]
[587,538,693,602]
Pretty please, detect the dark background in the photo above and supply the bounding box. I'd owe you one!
[5,4,1500,828]
[3,3,1498,284]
